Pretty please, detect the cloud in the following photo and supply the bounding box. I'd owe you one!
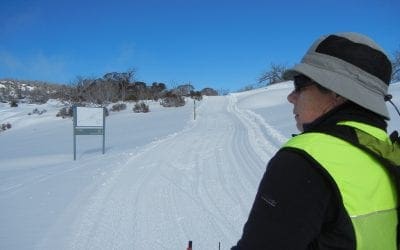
[0,50,72,83]
[103,43,136,73]
[0,51,24,71]
[27,53,70,83]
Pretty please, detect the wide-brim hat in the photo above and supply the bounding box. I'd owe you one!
[283,32,392,119]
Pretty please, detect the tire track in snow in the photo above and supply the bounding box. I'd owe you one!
[68,143,169,249]
[62,95,281,249]
[0,155,102,197]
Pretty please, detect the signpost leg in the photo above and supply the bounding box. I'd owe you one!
[73,106,77,160]
[193,99,196,120]
[102,131,105,154]
[103,107,106,154]
[73,132,76,160]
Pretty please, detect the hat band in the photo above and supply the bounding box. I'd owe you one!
[315,35,392,84]
[302,52,388,96]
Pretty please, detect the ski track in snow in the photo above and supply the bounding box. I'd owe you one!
[35,95,288,250]
[2,83,399,250]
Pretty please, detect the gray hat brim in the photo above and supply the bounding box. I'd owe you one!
[283,62,390,120]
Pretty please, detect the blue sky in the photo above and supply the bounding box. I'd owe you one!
[1,0,399,91]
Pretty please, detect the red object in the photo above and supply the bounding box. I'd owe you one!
[186,240,192,250]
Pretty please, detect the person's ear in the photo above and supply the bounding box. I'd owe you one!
[334,94,347,105]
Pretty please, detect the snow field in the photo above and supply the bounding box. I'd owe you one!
[1,82,399,249]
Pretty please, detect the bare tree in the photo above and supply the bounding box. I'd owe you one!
[175,84,195,96]
[52,84,74,103]
[29,87,49,104]
[258,63,287,86]
[103,69,135,101]
[150,82,166,100]
[392,48,400,83]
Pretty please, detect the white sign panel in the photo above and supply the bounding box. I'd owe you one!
[73,106,106,160]
[76,107,104,127]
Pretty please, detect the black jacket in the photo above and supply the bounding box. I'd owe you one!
[231,103,387,250]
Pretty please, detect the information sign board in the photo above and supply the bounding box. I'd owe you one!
[73,106,106,160]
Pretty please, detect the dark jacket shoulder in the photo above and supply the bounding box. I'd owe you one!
[233,148,354,249]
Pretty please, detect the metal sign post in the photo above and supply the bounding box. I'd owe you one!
[193,99,196,120]
[73,106,106,160]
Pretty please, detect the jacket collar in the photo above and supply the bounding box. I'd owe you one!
[302,102,387,133]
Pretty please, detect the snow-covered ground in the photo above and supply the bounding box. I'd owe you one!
[1,81,399,250]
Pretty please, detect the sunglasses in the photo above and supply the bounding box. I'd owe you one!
[293,75,315,93]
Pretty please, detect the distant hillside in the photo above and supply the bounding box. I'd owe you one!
[0,77,218,106]
[0,79,64,104]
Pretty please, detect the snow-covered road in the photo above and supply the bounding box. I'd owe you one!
[1,82,398,249]
[38,94,288,250]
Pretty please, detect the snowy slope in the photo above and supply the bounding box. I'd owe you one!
[0,82,399,250]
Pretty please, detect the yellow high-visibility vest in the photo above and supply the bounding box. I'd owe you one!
[284,121,398,250]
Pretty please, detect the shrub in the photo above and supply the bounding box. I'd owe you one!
[0,123,11,133]
[10,100,18,107]
[125,94,139,102]
[160,94,185,107]
[56,106,73,118]
[28,108,47,115]
[111,103,127,112]
[190,91,203,101]
[201,87,218,96]
[133,102,150,113]
[29,92,49,104]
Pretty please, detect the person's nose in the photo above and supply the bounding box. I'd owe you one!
[287,90,296,104]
